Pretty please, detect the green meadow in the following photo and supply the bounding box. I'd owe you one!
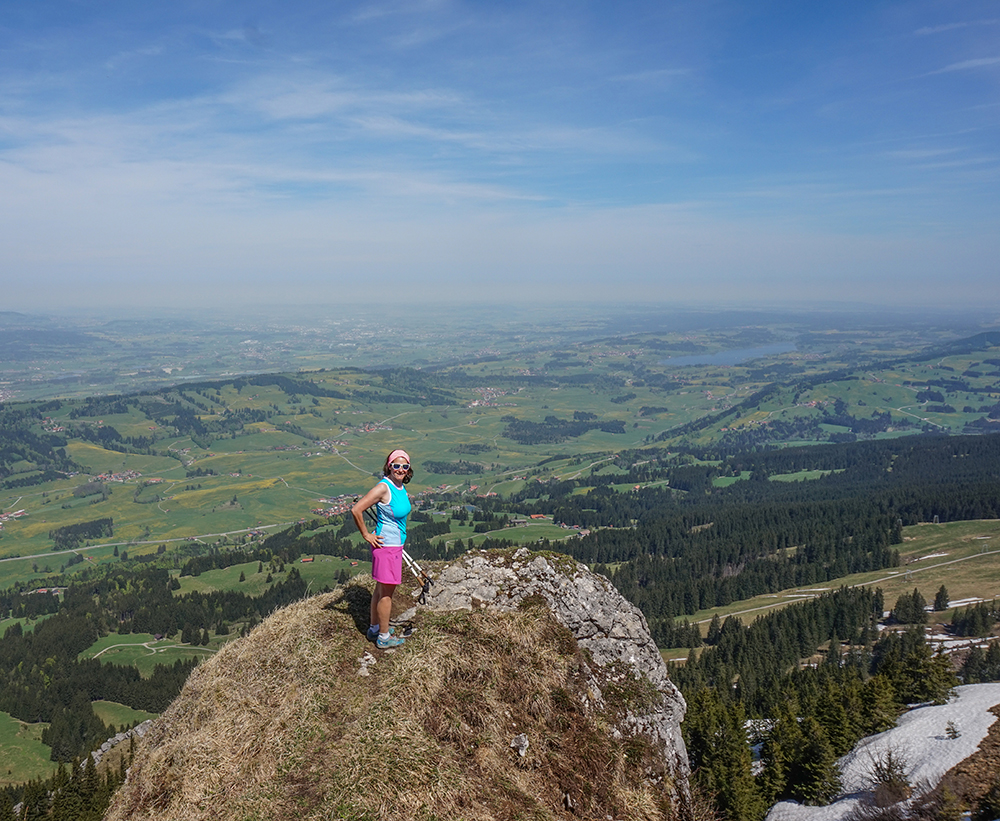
[5,330,1000,568]
[79,632,218,677]
[91,701,157,731]
[0,612,55,636]
[0,712,55,786]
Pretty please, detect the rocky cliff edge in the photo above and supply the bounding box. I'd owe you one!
[104,548,690,821]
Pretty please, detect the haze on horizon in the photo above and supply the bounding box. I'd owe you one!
[1,1,998,313]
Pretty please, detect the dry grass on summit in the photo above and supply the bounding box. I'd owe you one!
[104,577,674,821]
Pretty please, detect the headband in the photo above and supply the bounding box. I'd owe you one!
[387,450,410,465]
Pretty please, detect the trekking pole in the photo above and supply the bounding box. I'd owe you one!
[402,548,434,605]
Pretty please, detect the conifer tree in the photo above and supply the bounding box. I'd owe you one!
[19,778,49,820]
[860,674,898,734]
[873,588,885,619]
[815,681,853,756]
[824,635,841,669]
[963,645,986,683]
[786,716,841,805]
[760,702,801,804]
[922,652,959,705]
[934,585,950,611]
[707,613,723,645]
[50,761,86,821]
[685,688,765,821]
[985,641,1000,680]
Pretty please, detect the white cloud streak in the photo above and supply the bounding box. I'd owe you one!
[925,56,1000,74]
[915,19,1000,35]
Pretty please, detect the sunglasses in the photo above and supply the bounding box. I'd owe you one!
[390,463,410,471]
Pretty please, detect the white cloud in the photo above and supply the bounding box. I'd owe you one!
[915,19,1000,36]
[926,56,1000,74]
[884,147,963,160]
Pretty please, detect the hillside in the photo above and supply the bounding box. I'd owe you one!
[104,550,690,821]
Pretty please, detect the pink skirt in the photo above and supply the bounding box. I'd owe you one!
[371,545,403,585]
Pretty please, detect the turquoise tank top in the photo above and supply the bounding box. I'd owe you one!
[375,477,411,546]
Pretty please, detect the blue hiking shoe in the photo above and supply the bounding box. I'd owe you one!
[376,633,405,649]
[367,625,395,643]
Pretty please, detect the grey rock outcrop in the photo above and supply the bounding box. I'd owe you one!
[89,719,153,768]
[425,547,690,806]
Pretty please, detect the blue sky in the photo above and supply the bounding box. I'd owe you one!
[1,1,998,310]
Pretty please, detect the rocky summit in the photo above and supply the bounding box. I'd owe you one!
[104,548,691,821]
[427,547,691,802]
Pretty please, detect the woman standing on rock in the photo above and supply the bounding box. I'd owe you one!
[351,449,412,649]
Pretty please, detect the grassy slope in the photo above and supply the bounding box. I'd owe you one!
[104,579,677,821]
[91,701,157,731]
[0,712,55,787]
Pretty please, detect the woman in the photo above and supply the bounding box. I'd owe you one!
[351,449,413,649]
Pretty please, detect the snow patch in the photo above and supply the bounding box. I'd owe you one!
[766,683,1000,821]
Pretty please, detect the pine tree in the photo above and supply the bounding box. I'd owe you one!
[934,585,950,611]
[891,593,914,624]
[760,702,802,804]
[986,641,1000,680]
[787,716,841,805]
[685,688,765,821]
[860,674,898,734]
[963,645,986,683]
[815,681,853,756]
[922,651,959,704]
[19,779,50,820]
[50,761,87,821]
[824,635,841,669]
[707,614,723,645]
[713,702,765,821]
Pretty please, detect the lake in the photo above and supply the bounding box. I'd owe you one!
[661,342,796,368]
